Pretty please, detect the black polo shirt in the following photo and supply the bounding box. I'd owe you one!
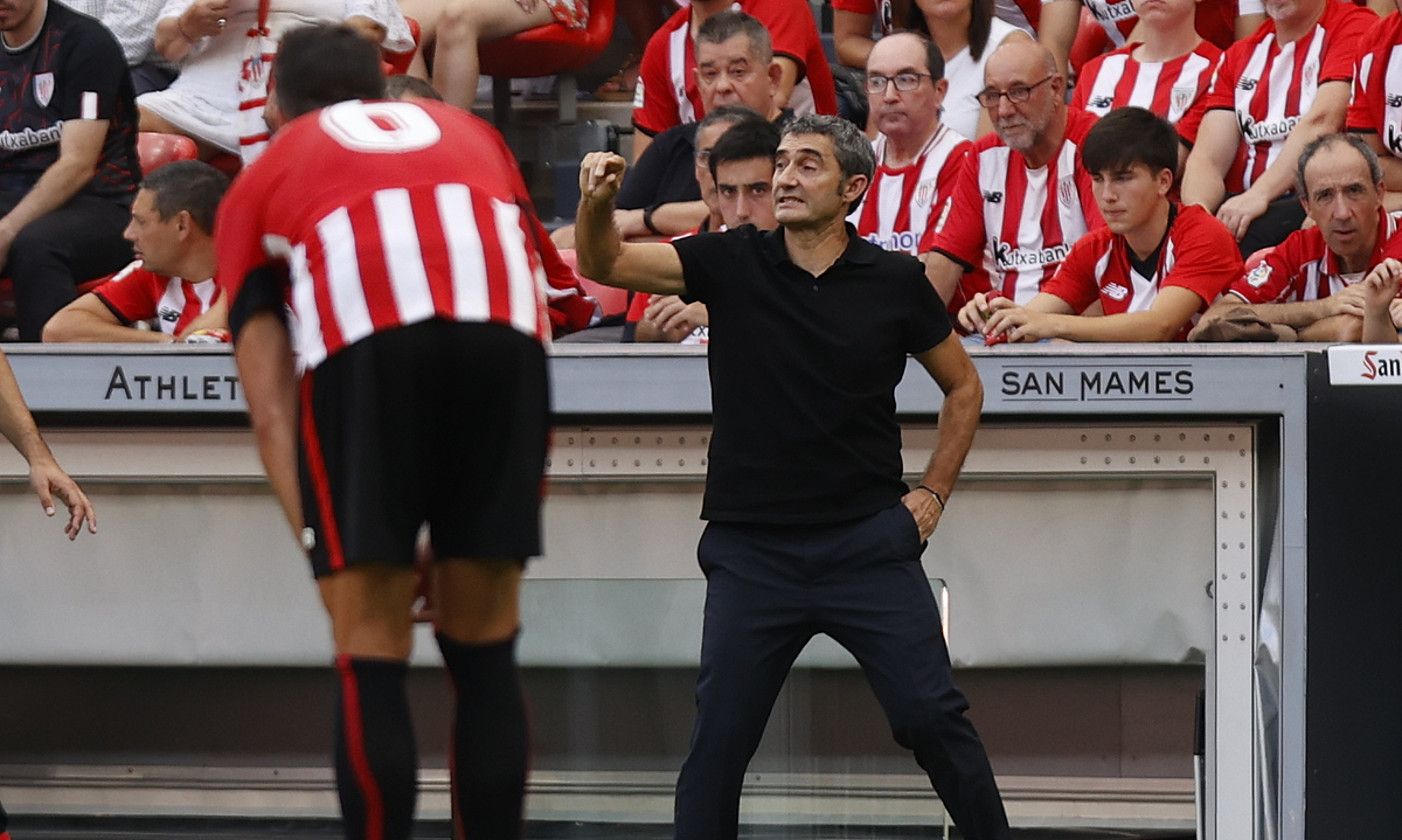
[673,223,952,525]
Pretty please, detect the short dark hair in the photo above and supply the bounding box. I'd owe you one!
[384,74,443,102]
[141,160,229,234]
[273,24,385,120]
[697,103,761,137]
[782,113,875,211]
[1296,133,1383,197]
[709,116,781,182]
[1081,106,1179,180]
[696,10,774,64]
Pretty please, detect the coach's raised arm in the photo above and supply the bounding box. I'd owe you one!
[574,151,687,295]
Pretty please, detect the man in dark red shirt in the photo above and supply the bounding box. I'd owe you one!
[218,25,551,840]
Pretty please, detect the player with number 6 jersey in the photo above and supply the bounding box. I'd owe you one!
[218,25,553,840]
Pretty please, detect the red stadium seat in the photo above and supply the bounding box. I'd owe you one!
[1069,6,1109,82]
[478,0,615,124]
[137,131,198,175]
[556,248,628,317]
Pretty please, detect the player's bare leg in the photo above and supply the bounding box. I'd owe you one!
[318,566,420,840]
[432,0,555,108]
[433,557,528,840]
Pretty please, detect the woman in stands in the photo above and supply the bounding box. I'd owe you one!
[906,0,1029,140]
[137,0,415,160]
[402,0,590,109]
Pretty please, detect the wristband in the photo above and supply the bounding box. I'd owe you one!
[642,204,662,236]
[916,484,945,511]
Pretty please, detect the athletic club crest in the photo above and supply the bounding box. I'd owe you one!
[915,179,935,207]
[1171,86,1195,116]
[33,72,53,107]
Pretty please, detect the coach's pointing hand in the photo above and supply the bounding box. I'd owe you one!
[579,152,628,207]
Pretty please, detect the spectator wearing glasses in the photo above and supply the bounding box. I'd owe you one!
[903,0,1032,141]
[921,41,1102,311]
[1179,0,1374,256]
[1072,0,1221,144]
[959,107,1240,343]
[849,32,970,260]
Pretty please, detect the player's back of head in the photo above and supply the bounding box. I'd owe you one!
[273,24,386,121]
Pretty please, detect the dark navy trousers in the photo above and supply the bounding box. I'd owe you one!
[673,503,1011,840]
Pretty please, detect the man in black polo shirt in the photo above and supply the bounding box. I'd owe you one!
[0,0,140,340]
[575,113,1010,840]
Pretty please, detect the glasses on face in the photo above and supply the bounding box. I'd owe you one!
[697,63,757,86]
[865,72,932,94]
[975,75,1055,108]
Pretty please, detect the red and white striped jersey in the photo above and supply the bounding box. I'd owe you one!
[833,0,1039,34]
[631,0,837,137]
[1073,41,1221,124]
[1039,204,1241,339]
[92,261,220,336]
[217,99,551,370]
[1346,12,1402,156]
[1179,0,1374,194]
[1226,209,1402,303]
[847,125,970,255]
[1082,0,1238,52]
[920,107,1103,305]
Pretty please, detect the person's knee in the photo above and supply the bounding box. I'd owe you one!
[319,566,419,659]
[436,0,485,43]
[433,558,522,644]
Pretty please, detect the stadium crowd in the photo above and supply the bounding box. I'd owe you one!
[0,0,1401,345]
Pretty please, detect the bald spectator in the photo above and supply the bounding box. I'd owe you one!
[44,161,228,343]
[921,41,1102,312]
[1192,134,1402,342]
[849,32,969,258]
[630,0,835,163]
[1072,0,1221,146]
[1179,0,1374,256]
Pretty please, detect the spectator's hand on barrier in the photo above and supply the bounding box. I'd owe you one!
[29,459,96,540]
[900,487,942,542]
[579,152,627,208]
[1216,191,1269,241]
[1323,283,1368,319]
[1362,257,1402,315]
[643,295,707,341]
[183,0,231,39]
[984,304,1050,343]
[1389,297,1402,330]
[957,291,1013,335]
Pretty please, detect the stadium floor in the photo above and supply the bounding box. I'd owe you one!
[4,819,1196,839]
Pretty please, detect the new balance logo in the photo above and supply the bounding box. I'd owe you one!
[983,190,1003,204]
[1103,282,1129,301]
[1389,94,1402,107]
[159,306,180,323]
[1090,95,1114,109]
[1237,77,1258,91]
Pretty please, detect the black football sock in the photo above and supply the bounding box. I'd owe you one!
[436,631,528,840]
[334,656,418,840]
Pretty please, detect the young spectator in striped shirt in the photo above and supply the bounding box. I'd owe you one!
[1039,0,1252,82]
[960,107,1240,342]
[630,0,835,163]
[1346,0,1402,211]
[1192,133,1402,341]
[43,161,230,342]
[921,40,1102,310]
[1072,0,1221,137]
[849,32,970,257]
[1179,0,1375,256]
